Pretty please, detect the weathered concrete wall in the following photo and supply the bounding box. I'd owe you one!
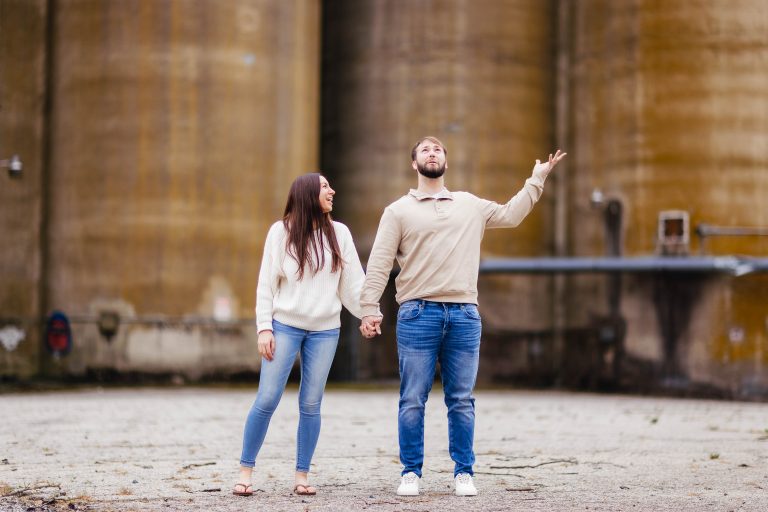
[3,1,766,396]
[567,0,768,396]
[39,0,320,377]
[0,0,48,378]
[322,0,558,380]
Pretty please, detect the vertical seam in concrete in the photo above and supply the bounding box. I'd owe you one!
[554,0,570,258]
[552,0,572,379]
[37,0,56,374]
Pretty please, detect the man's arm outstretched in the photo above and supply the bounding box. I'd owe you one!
[484,150,567,228]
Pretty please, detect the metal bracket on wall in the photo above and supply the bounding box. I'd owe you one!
[0,154,23,178]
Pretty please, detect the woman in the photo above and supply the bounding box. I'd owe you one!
[233,173,375,497]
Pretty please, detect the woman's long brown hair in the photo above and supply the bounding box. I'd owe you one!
[283,173,343,280]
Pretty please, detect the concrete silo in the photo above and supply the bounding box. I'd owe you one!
[322,0,558,381]
[42,0,320,377]
[567,0,768,395]
[0,0,48,378]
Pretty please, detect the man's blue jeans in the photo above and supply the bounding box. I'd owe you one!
[396,300,481,477]
[240,319,339,472]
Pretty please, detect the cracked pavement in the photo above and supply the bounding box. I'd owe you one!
[1,386,766,511]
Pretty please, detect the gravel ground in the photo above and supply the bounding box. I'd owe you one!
[1,386,766,511]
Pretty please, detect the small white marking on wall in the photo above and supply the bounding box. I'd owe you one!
[214,297,233,322]
[728,326,745,345]
[0,325,25,352]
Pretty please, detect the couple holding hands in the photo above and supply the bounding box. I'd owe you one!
[233,136,566,498]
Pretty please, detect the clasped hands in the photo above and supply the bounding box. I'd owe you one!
[359,315,382,339]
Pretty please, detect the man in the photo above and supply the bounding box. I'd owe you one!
[359,136,566,497]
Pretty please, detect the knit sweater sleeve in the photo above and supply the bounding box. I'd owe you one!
[255,223,283,333]
[481,172,547,228]
[336,223,367,320]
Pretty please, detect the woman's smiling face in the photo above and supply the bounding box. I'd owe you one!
[318,175,335,213]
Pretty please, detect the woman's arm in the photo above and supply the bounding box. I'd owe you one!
[255,224,281,333]
[337,224,370,320]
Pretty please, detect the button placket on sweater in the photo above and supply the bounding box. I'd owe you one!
[434,198,449,218]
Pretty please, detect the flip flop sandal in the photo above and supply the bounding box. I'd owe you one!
[232,483,253,496]
[293,483,317,496]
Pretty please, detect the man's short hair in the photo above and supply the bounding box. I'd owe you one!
[411,136,447,161]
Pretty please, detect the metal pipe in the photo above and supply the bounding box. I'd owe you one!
[0,315,255,328]
[8,255,763,332]
[66,315,254,328]
[696,224,768,237]
[696,224,768,255]
[479,256,768,276]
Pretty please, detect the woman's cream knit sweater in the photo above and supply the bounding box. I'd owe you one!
[255,221,367,332]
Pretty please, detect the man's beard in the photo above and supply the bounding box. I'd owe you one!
[416,161,446,179]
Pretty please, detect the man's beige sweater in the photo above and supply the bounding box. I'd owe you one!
[359,173,548,317]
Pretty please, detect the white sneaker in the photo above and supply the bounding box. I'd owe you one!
[454,473,477,496]
[397,472,420,496]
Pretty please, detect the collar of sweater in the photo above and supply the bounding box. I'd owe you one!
[408,188,454,201]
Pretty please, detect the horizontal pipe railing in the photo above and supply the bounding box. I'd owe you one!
[696,224,768,237]
[3,256,767,329]
[478,256,768,276]
[0,315,254,328]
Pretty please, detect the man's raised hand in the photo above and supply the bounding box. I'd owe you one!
[533,149,567,179]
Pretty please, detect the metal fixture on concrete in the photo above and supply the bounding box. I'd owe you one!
[97,311,120,342]
[657,210,690,255]
[1,154,23,178]
[589,188,605,207]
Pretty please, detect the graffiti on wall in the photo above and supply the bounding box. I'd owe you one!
[0,325,25,352]
[45,311,72,357]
